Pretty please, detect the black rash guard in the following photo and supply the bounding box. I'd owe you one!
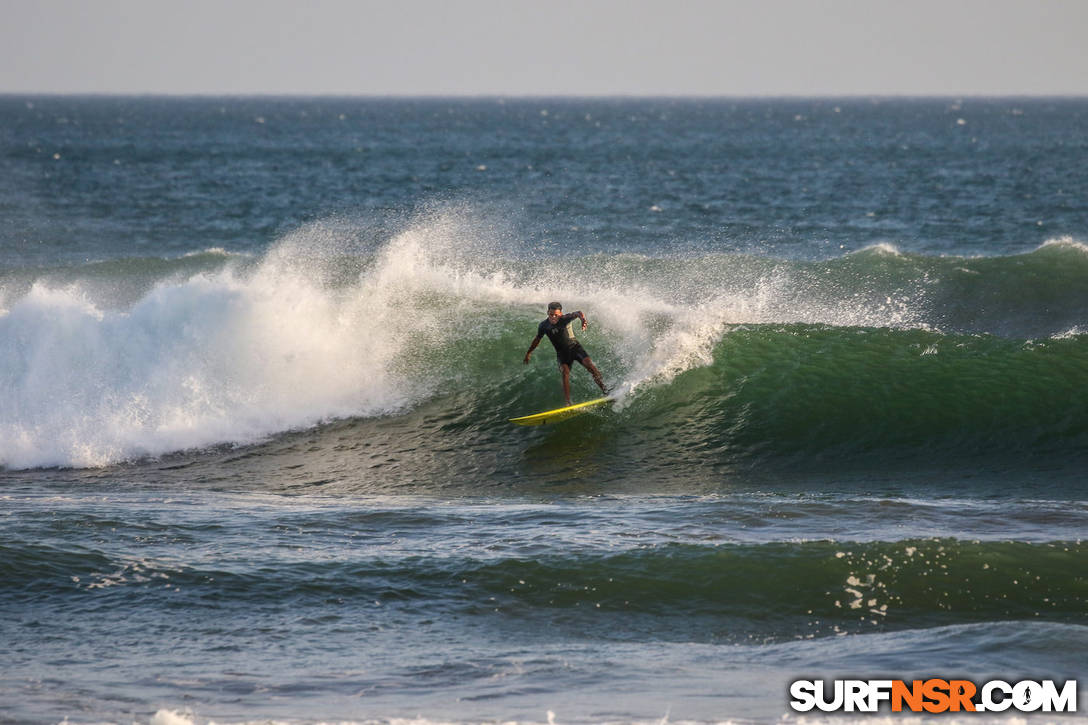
[538,312,589,365]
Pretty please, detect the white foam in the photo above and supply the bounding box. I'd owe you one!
[0,223,463,469]
[137,709,1088,725]
[1039,235,1088,255]
[149,711,201,725]
[1052,326,1085,339]
[181,247,239,259]
[849,242,903,257]
[0,208,591,469]
[0,209,937,469]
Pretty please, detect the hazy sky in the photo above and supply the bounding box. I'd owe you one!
[3,0,1086,96]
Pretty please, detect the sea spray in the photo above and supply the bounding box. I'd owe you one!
[6,96,1088,725]
[2,215,1087,470]
[0,237,413,468]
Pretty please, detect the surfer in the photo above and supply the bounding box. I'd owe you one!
[523,302,608,405]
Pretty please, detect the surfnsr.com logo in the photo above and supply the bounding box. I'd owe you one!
[789,679,1079,713]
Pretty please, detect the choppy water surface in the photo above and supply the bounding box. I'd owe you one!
[1,97,1085,723]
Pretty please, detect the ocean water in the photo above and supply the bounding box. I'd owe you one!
[0,96,1086,724]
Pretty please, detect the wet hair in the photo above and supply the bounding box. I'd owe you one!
[547,302,562,311]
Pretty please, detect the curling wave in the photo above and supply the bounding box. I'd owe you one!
[1,215,1086,470]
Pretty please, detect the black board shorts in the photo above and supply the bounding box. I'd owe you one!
[556,343,590,367]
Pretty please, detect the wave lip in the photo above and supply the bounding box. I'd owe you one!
[0,253,407,469]
[2,216,1087,470]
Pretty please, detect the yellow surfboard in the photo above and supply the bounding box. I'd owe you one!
[509,396,613,426]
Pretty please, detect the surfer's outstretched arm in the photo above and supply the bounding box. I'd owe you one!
[523,334,543,364]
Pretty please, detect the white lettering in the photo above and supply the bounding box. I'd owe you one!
[818,680,845,712]
[981,680,1013,712]
[789,678,1078,714]
[789,680,817,712]
[1043,680,1078,712]
[868,680,894,711]
[844,680,868,712]
[1013,680,1044,712]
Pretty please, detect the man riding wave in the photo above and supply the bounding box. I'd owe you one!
[524,302,608,405]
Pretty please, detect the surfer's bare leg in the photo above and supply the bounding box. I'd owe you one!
[559,363,573,405]
[579,357,607,394]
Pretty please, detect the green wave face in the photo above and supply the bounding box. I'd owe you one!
[1,223,1086,472]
